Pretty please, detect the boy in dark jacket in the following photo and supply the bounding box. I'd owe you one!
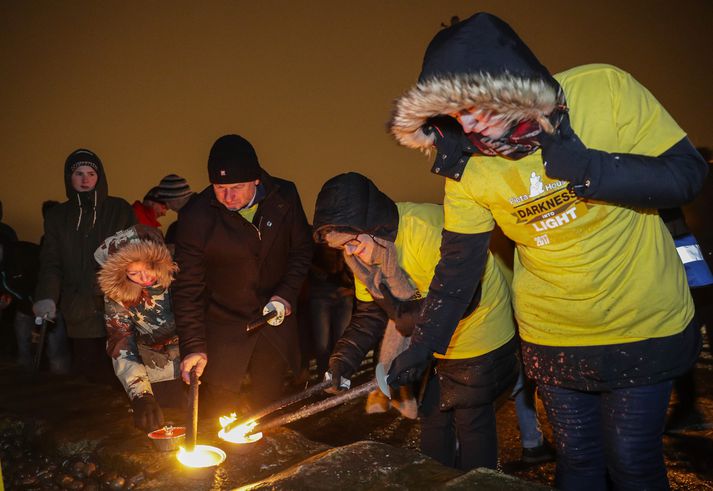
[33,149,136,382]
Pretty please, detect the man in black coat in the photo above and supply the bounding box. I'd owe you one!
[173,134,313,415]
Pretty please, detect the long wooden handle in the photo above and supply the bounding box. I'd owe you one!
[33,319,48,373]
[186,368,199,451]
[223,379,332,434]
[246,309,279,333]
[254,380,378,434]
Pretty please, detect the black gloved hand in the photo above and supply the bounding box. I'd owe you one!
[423,116,473,176]
[130,394,164,432]
[374,283,423,337]
[325,359,353,394]
[539,113,590,185]
[387,343,432,388]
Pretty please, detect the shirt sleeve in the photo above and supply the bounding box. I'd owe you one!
[443,169,495,235]
[610,68,686,157]
[104,299,152,399]
[35,214,63,303]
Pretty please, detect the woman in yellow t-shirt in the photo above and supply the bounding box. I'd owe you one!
[385,12,707,491]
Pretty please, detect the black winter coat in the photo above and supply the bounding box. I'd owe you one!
[35,152,136,338]
[172,172,312,390]
[0,240,39,316]
[313,172,397,375]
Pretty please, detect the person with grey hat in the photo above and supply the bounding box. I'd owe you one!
[155,174,195,246]
[155,174,193,213]
[172,134,312,415]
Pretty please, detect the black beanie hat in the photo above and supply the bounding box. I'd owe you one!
[65,149,101,174]
[207,134,261,184]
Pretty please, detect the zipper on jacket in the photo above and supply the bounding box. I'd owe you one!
[251,215,263,240]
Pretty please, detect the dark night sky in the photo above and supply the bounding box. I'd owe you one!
[1,1,711,241]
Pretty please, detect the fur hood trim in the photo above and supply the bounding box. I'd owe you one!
[389,72,558,151]
[98,240,177,304]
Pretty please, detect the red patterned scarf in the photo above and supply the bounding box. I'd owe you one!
[467,90,568,160]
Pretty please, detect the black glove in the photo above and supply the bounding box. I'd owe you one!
[387,343,432,388]
[539,113,590,186]
[423,116,473,179]
[325,359,353,394]
[130,394,164,432]
[374,283,423,337]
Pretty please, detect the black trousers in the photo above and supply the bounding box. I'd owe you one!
[419,369,498,470]
[418,338,518,470]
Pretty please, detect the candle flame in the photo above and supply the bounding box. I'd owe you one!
[176,445,226,468]
[218,412,263,444]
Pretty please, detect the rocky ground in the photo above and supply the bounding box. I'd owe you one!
[1,345,712,490]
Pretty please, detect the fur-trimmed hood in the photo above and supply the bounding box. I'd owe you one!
[388,12,560,151]
[96,227,177,304]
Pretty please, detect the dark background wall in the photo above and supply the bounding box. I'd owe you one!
[1,0,711,242]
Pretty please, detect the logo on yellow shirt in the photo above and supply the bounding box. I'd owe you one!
[510,176,588,245]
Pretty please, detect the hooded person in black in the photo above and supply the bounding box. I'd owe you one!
[1,234,39,369]
[386,12,707,490]
[34,149,135,381]
[0,201,18,244]
[313,172,520,470]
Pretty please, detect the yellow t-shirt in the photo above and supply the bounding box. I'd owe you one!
[354,202,515,359]
[238,203,258,223]
[443,64,694,347]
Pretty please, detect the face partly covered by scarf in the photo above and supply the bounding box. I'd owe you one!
[447,88,567,160]
[388,13,570,164]
[321,230,416,302]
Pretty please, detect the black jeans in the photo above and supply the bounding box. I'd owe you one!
[539,380,673,491]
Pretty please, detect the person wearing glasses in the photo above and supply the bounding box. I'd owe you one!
[313,172,518,471]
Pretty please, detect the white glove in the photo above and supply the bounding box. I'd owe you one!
[33,299,57,321]
[263,300,286,326]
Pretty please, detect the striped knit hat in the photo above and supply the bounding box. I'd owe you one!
[155,174,193,211]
